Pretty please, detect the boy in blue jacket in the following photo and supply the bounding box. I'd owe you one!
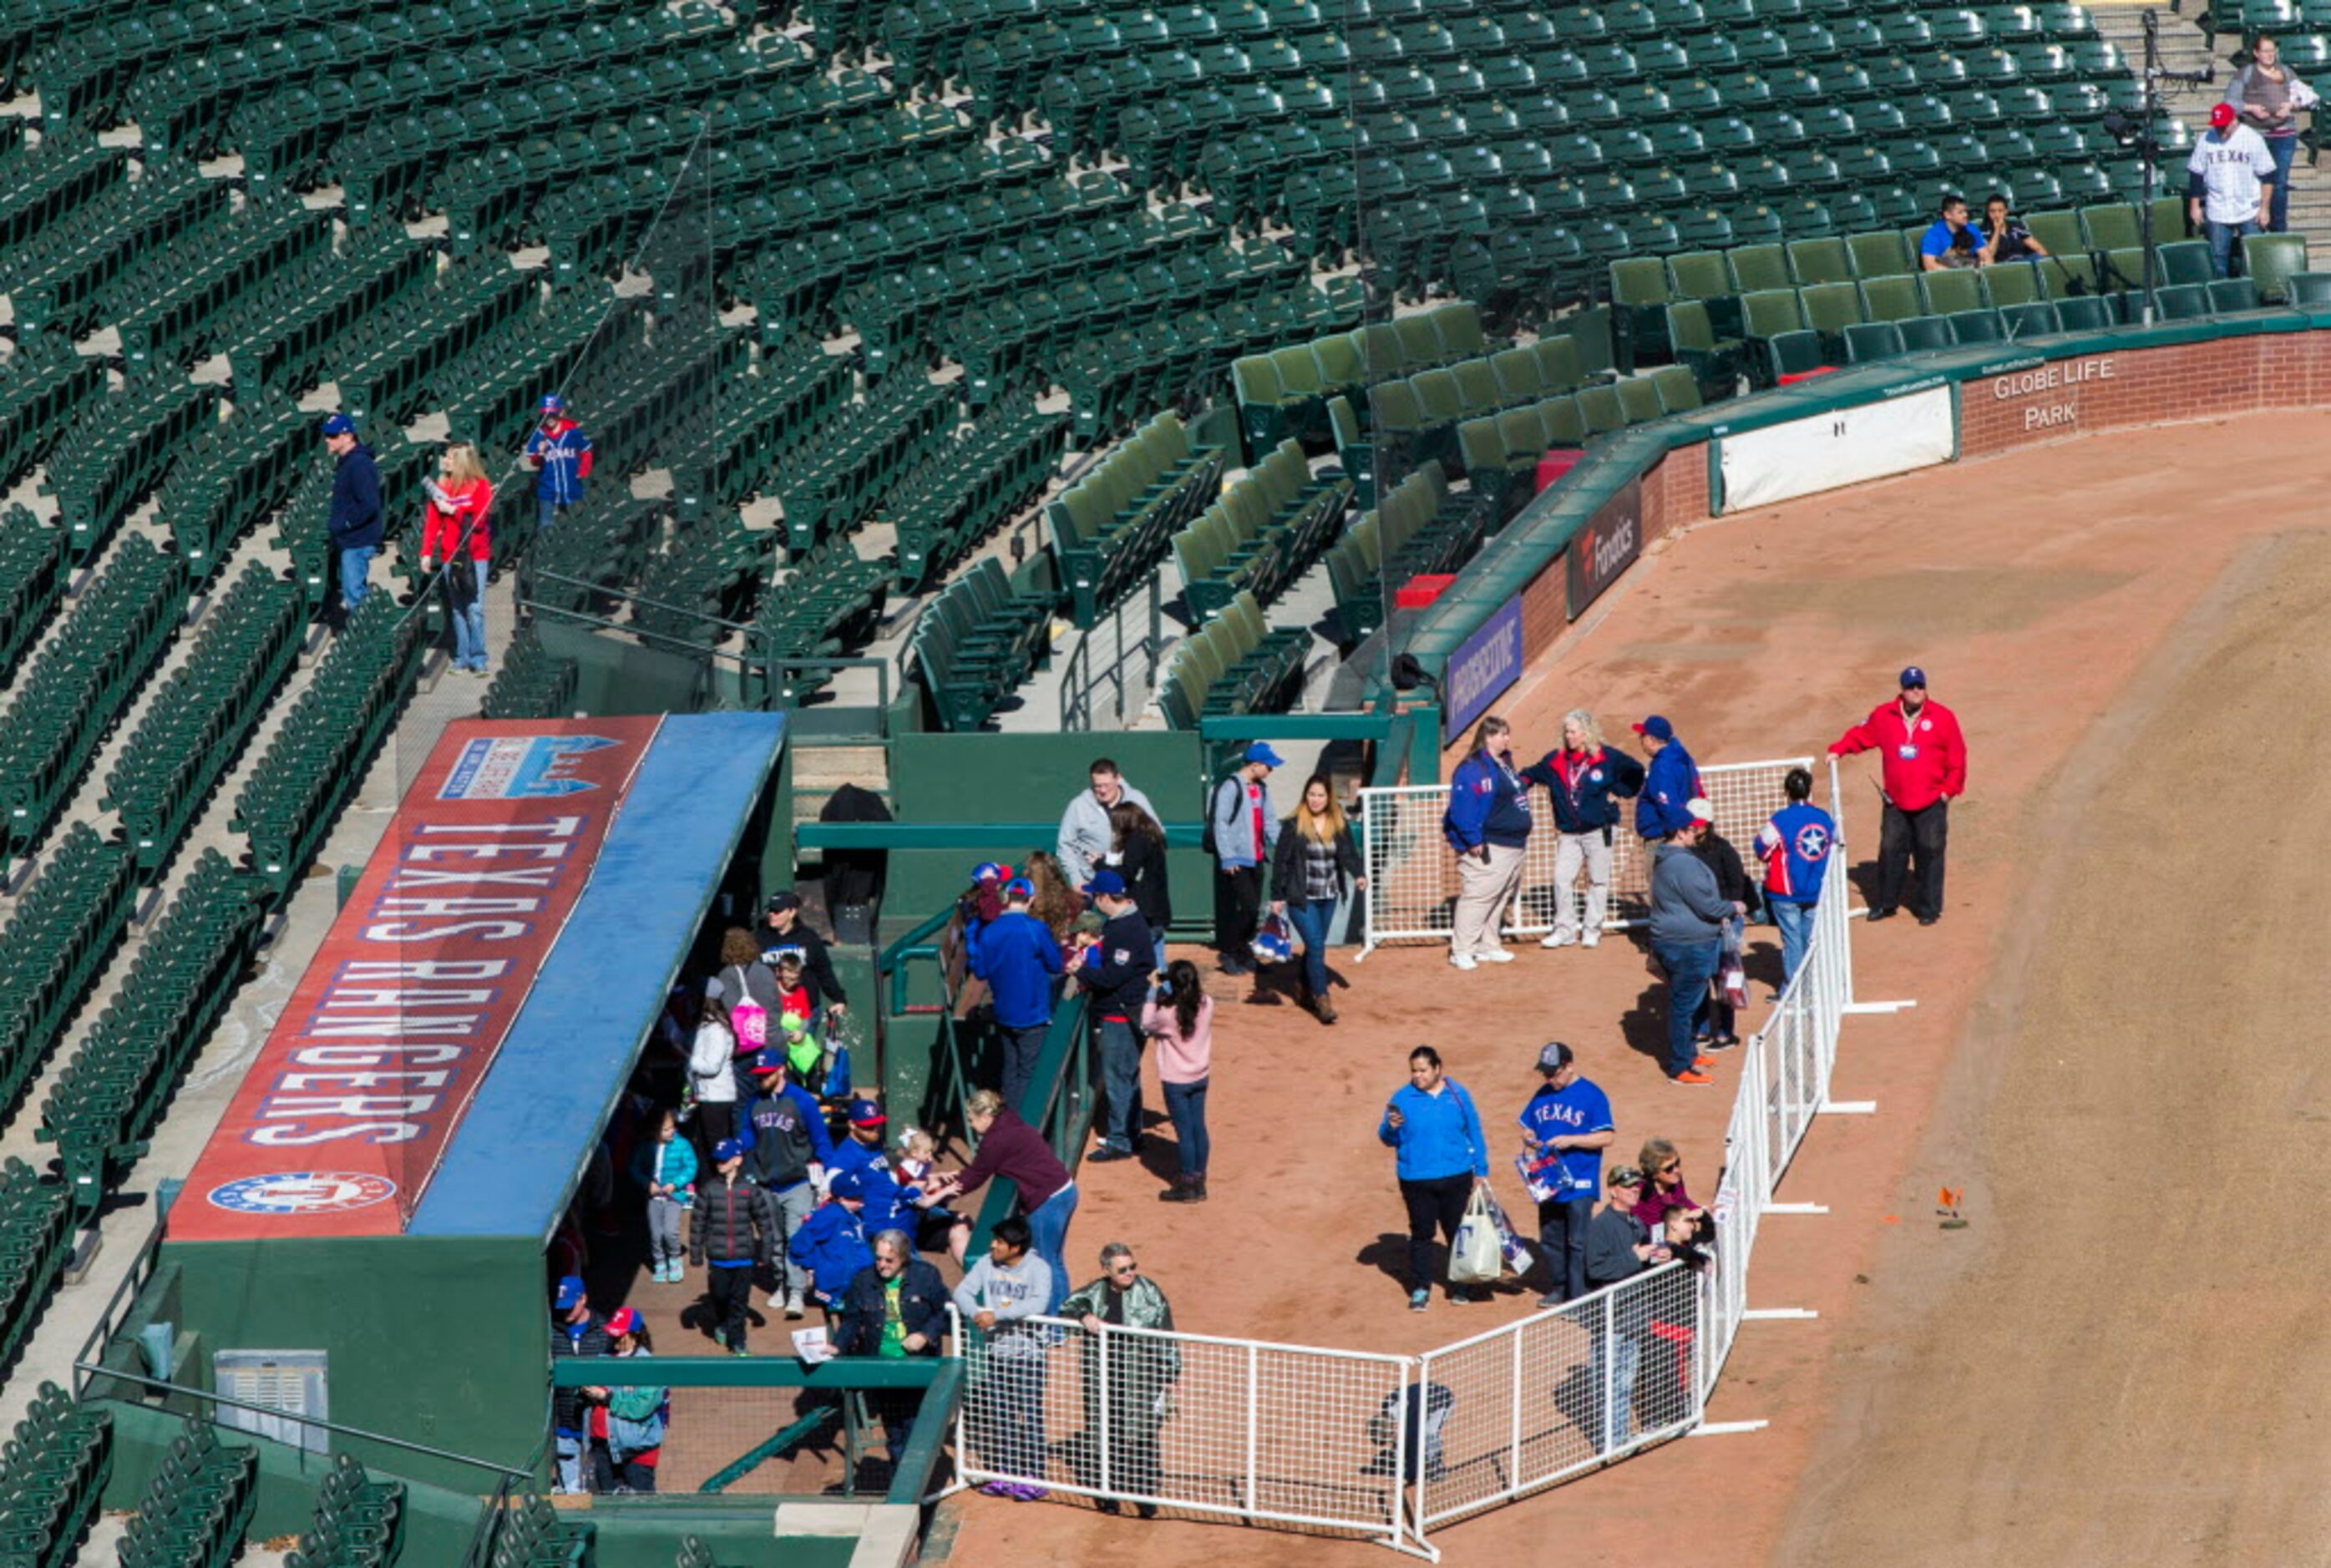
[1632,715,1702,842]
[792,1169,876,1314]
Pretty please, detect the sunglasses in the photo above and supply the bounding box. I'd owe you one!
[1109,1263,1139,1276]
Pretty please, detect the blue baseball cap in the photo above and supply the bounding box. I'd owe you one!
[848,1099,886,1128]
[827,1169,866,1202]
[553,1276,587,1310]
[540,394,565,412]
[971,861,1012,884]
[750,1047,788,1075]
[319,413,356,438]
[1899,665,1928,689]
[1244,741,1285,768]
[1081,869,1128,898]
[713,1138,746,1162]
[1632,715,1675,741]
[1002,877,1034,901]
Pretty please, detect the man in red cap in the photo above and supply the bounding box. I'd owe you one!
[2189,101,2277,278]
[1828,665,1966,925]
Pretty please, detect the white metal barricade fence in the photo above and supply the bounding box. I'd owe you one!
[1357,756,1812,955]
[947,763,1883,1557]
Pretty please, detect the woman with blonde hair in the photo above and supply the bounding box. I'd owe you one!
[420,440,495,674]
[1269,774,1366,1022]
[1442,715,1532,969]
[1521,708,1644,949]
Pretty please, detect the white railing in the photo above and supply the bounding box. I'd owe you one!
[1356,756,1812,954]
[948,762,1879,1558]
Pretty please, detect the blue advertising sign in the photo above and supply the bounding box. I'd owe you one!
[1442,593,1523,745]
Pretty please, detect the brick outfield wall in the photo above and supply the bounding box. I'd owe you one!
[1505,330,2328,673]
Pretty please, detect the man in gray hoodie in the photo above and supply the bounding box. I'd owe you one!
[1057,758,1156,889]
[1647,803,1741,1086]
[952,1216,1056,1497]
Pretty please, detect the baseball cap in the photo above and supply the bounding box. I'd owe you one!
[1535,1040,1574,1073]
[554,1276,587,1311]
[1081,868,1128,898]
[1899,665,1928,689]
[971,861,1012,884]
[540,394,565,412]
[1686,797,1715,824]
[827,1169,866,1202]
[766,890,802,914]
[714,1137,746,1162]
[1072,908,1107,935]
[603,1307,641,1338]
[2210,102,2237,128]
[318,413,356,438]
[1244,741,1285,768]
[849,1099,886,1128]
[1607,1164,1646,1189]
[750,1047,788,1075]
[1632,715,1675,741]
[1002,877,1035,901]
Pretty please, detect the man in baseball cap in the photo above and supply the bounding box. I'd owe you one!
[823,1096,897,1228]
[1828,664,1966,924]
[1209,742,1285,975]
[761,888,846,1020]
[1518,1041,1615,1308]
[523,392,591,534]
[973,876,1063,1114]
[1071,866,1153,1162]
[1632,716,1702,841]
[320,412,382,623]
[550,1276,610,1490]
[2192,100,2277,276]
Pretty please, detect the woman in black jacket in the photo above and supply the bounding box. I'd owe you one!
[1269,774,1366,1023]
[837,1230,950,1468]
[1692,822,1752,1049]
[1107,801,1172,970]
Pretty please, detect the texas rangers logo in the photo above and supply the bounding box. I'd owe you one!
[440,735,617,800]
[209,1172,398,1216]
[1792,822,1833,862]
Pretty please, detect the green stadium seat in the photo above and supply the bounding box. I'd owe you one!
[1614,375,1665,424]
[2153,282,2212,321]
[2077,201,2141,252]
[2051,294,2115,330]
[1948,309,2007,343]
[1647,364,1703,412]
[2285,271,2331,306]
[1666,300,1744,397]
[1726,242,1794,295]
[1984,260,2047,307]
[1576,382,1627,435]
[1787,236,1853,284]
[1763,328,1828,382]
[2208,276,2263,313]
[1842,321,1905,362]
[2242,235,2309,302]
[1898,315,1958,352]
[1919,268,1987,315]
[2000,301,2062,336]
[1847,229,1913,278]
[2155,240,2216,289]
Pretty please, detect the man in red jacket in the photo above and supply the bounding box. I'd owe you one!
[1827,665,1966,926]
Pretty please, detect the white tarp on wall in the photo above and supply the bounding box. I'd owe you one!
[1717,383,1955,513]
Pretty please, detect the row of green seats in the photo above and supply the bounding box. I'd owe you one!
[750,538,891,708]
[887,401,1068,590]
[38,849,267,1212]
[735,167,1131,341]
[334,262,540,431]
[480,1491,589,1568]
[118,200,334,378]
[481,626,580,721]
[0,827,138,1124]
[231,592,424,902]
[0,341,103,499]
[1231,298,1490,450]
[1046,409,1224,629]
[1158,589,1309,730]
[435,283,630,457]
[230,6,748,195]
[1172,437,1354,620]
[844,200,1209,379]
[1366,336,1592,474]
[521,497,665,623]
[101,564,303,883]
[0,508,68,687]
[44,382,215,564]
[124,0,668,162]
[661,341,857,519]
[1061,275,1361,441]
[119,1420,257,1568]
[0,1171,74,1393]
[1323,459,1492,643]
[281,1453,404,1568]
[0,540,185,873]
[0,134,126,253]
[907,556,1052,732]
[2,161,230,338]
[0,1381,110,1568]
[770,375,960,551]
[633,506,775,647]
[212,229,437,397]
[1457,369,1701,507]
[156,400,312,579]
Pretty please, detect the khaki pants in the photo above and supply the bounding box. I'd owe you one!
[1551,830,1614,936]
[1451,842,1527,958]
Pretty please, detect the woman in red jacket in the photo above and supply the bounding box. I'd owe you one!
[1828,665,1966,925]
[421,442,494,674]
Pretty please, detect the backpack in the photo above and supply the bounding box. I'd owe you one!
[727,965,768,1052]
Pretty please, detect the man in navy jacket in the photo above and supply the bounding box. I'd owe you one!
[321,413,382,620]
[1632,715,1702,842]
[837,1230,950,1472]
[1070,871,1154,1162]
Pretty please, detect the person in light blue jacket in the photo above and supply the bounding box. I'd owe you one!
[1378,1045,1491,1311]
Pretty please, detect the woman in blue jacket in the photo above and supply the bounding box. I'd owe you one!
[1378,1045,1490,1311]
[1442,716,1533,970]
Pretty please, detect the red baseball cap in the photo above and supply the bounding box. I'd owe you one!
[605,1307,641,1337]
[2210,103,2237,128]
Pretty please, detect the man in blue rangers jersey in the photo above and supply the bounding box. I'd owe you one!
[522,394,593,533]
[1516,1041,1616,1308]
[1755,766,1837,988]
[1632,715,1702,842]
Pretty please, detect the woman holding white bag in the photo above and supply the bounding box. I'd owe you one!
[1377,1045,1491,1312]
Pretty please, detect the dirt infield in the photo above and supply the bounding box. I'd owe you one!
[943,409,2331,1565]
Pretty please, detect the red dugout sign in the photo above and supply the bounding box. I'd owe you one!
[175,716,660,1241]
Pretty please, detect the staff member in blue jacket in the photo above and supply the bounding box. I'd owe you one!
[1069,871,1155,1164]
[1521,710,1645,950]
[1379,1044,1490,1311]
[1443,716,1532,971]
[1632,715,1703,842]
[320,413,382,621]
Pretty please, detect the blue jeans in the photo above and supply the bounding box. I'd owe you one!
[1097,1016,1142,1153]
[1161,1077,1209,1179]
[538,496,574,534]
[448,558,488,670]
[555,1434,585,1493]
[1285,898,1334,998]
[1026,1181,1077,1314]
[1589,1331,1641,1451]
[1771,898,1816,990]
[337,544,376,613]
[2268,133,2297,231]
[1649,938,1719,1077]
[2207,217,2260,277]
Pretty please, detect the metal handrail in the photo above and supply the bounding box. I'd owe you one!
[72,1204,168,1392]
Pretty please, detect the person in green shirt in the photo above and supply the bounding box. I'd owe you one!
[838,1230,948,1479]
